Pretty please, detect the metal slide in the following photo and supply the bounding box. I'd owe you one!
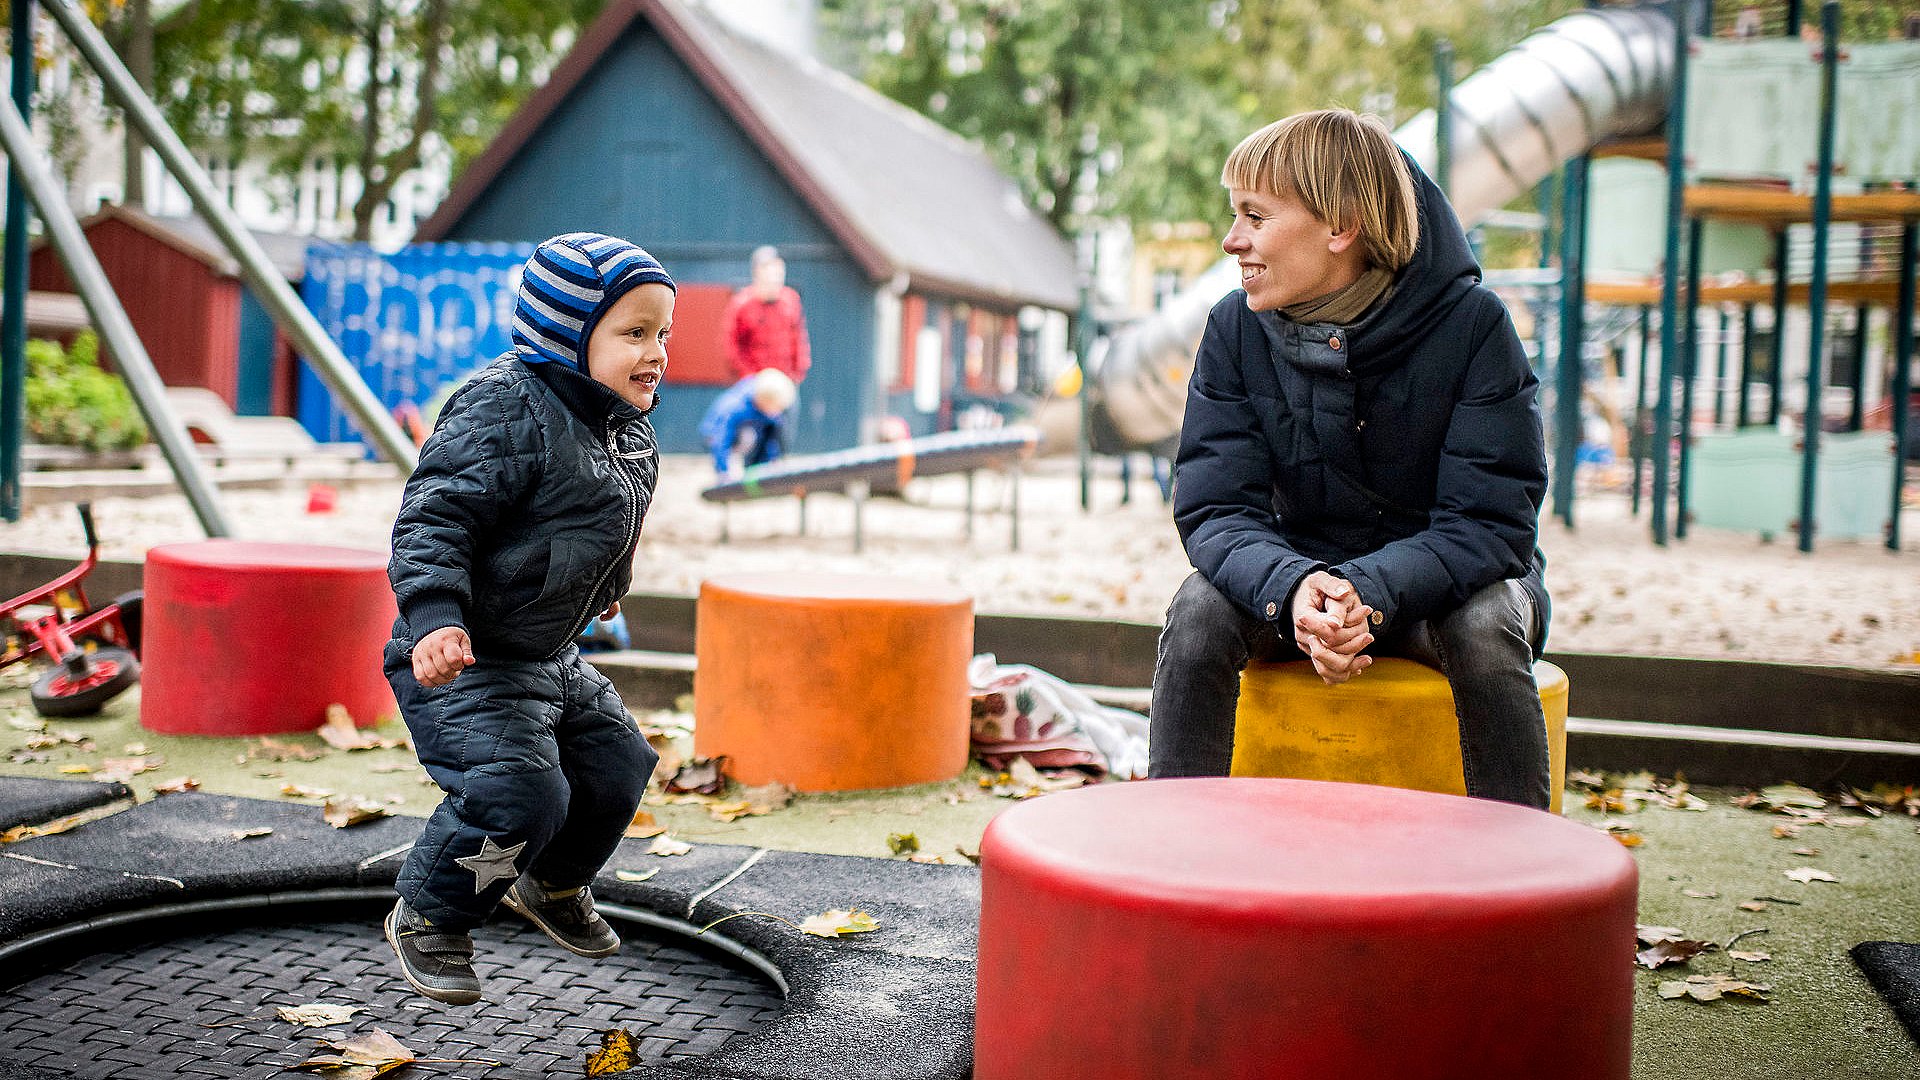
[1093,5,1675,449]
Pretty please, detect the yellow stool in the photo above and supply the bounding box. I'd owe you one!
[1231,657,1569,813]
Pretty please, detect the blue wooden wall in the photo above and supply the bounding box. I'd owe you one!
[437,24,875,455]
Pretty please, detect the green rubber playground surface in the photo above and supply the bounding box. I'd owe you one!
[1,673,1914,1076]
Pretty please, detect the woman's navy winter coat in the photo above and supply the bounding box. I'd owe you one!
[1173,158,1549,646]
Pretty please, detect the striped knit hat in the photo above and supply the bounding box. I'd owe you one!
[511,232,676,371]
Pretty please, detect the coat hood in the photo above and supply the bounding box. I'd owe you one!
[510,232,675,372]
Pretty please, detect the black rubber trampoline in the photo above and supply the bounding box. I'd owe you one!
[0,895,784,1079]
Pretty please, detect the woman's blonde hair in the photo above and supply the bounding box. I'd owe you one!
[1221,109,1420,272]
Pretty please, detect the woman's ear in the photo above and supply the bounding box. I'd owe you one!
[1328,221,1362,256]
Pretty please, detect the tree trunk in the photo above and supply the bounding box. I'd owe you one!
[350,0,388,241]
[352,0,449,242]
[121,0,153,206]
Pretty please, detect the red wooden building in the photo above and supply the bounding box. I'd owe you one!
[28,205,306,417]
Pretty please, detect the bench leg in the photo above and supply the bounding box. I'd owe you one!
[797,493,807,536]
[720,503,731,544]
[849,480,869,554]
[966,470,976,542]
[1009,463,1022,552]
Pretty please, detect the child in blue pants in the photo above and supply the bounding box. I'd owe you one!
[382,233,671,1004]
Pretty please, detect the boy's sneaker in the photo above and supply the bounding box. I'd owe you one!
[384,898,482,1005]
[500,878,621,957]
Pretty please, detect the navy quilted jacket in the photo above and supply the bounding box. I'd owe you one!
[388,356,658,660]
[1173,156,1548,647]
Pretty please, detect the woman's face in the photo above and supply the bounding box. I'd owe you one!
[1223,187,1361,312]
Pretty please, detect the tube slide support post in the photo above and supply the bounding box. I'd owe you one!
[1677,217,1705,540]
[1632,305,1653,515]
[1553,155,1589,527]
[1652,0,1693,546]
[1889,222,1915,552]
[1799,0,1840,554]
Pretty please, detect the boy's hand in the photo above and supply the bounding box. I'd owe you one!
[1290,571,1374,685]
[413,626,475,688]
[600,601,621,621]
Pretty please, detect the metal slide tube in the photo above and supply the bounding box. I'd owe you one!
[41,0,417,471]
[0,97,232,536]
[1095,6,1675,448]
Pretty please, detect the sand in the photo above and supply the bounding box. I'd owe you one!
[2,454,1915,670]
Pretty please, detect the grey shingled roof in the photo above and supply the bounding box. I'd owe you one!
[682,4,1078,311]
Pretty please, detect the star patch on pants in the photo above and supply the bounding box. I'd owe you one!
[455,836,527,893]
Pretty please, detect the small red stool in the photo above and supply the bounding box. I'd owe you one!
[140,541,397,736]
[976,778,1637,1079]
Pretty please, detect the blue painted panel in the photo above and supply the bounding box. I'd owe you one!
[296,242,529,445]
[439,24,874,453]
[235,288,277,416]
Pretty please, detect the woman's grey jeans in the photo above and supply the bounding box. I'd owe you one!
[1149,570,1552,810]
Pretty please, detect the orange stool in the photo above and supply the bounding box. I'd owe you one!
[1232,657,1569,812]
[140,541,397,736]
[692,573,973,791]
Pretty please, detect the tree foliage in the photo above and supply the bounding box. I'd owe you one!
[149,0,602,239]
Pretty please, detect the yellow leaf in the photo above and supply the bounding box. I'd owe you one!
[58,765,92,774]
[624,809,665,839]
[274,1003,364,1027]
[317,704,391,751]
[585,1028,641,1076]
[614,868,659,883]
[798,908,880,938]
[887,832,920,856]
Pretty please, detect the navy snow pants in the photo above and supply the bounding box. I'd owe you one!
[383,636,657,932]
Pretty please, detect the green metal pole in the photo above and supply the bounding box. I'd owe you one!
[1632,305,1653,515]
[1652,0,1692,545]
[1434,40,1454,201]
[1889,221,1915,552]
[1076,236,1096,512]
[1769,230,1789,425]
[0,0,33,522]
[1798,1,1840,554]
[1553,156,1589,527]
[1847,304,1868,431]
[1677,217,1704,539]
[1737,303,1755,427]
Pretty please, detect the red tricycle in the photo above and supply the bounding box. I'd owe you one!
[1,503,143,717]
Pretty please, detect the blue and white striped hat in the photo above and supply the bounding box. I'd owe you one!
[511,232,676,371]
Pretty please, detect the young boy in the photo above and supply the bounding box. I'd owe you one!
[699,367,796,478]
[382,232,671,1004]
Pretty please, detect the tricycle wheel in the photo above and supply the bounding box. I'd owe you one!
[31,647,140,718]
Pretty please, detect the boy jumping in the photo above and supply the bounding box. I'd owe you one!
[382,232,671,1004]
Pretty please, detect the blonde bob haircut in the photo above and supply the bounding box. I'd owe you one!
[1221,109,1420,272]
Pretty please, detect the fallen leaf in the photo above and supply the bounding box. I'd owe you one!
[1637,938,1713,969]
[1759,783,1825,810]
[666,756,729,796]
[1611,831,1645,848]
[9,751,52,764]
[366,763,416,774]
[4,714,44,732]
[585,1028,641,1076]
[1660,973,1772,1003]
[0,807,111,843]
[1681,888,1718,899]
[57,765,92,775]
[94,755,164,783]
[797,908,880,938]
[1771,823,1803,839]
[248,738,327,763]
[907,853,948,864]
[151,777,200,795]
[953,845,981,865]
[1792,846,1820,857]
[230,827,274,840]
[321,797,389,829]
[318,704,394,751]
[705,799,754,822]
[24,729,87,750]
[274,1003,364,1027]
[281,784,335,800]
[887,832,920,856]
[741,781,794,815]
[1636,925,1688,946]
[614,868,659,883]
[1728,950,1772,963]
[123,742,150,756]
[1783,867,1838,884]
[647,834,692,857]
[624,809,666,839]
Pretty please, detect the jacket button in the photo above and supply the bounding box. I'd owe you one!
[1328,336,1342,350]
[1265,601,1278,618]
[1370,610,1385,626]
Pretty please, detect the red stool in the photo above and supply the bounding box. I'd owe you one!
[976,778,1637,1079]
[140,541,397,736]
